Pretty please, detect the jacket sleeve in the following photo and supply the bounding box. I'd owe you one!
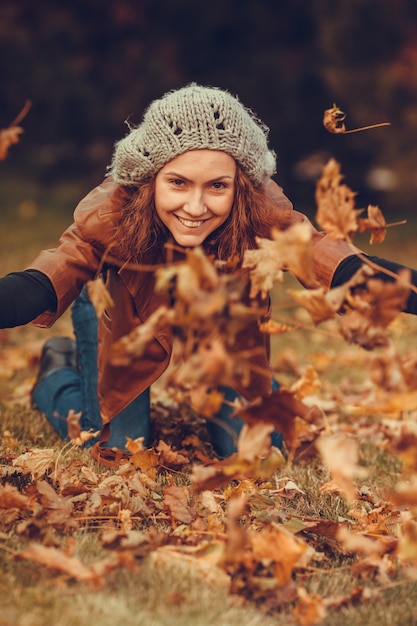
[28,178,124,328]
[264,180,360,289]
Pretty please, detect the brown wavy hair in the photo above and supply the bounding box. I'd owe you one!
[112,165,277,265]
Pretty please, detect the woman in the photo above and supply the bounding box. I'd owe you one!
[1,84,416,466]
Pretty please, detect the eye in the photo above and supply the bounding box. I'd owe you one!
[170,178,185,187]
[211,181,227,189]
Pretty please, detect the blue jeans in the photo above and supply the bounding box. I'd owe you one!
[33,288,282,455]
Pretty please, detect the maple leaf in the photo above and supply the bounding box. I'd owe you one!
[66,409,99,446]
[290,365,321,400]
[316,433,367,501]
[340,270,410,350]
[238,389,322,451]
[110,305,174,364]
[12,448,56,479]
[156,440,189,469]
[242,221,314,298]
[128,447,159,479]
[87,276,114,319]
[249,524,309,587]
[357,204,387,244]
[289,284,347,324]
[242,239,284,298]
[315,159,362,242]
[190,423,285,492]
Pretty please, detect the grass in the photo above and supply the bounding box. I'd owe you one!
[2,180,417,625]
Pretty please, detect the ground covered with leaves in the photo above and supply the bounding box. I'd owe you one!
[2,161,417,626]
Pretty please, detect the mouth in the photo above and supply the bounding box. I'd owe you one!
[175,216,207,228]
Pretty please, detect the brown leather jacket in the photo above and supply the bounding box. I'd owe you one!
[29,177,356,423]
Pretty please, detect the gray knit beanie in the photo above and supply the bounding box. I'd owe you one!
[110,84,276,186]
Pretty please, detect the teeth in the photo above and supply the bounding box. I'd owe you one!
[177,217,204,228]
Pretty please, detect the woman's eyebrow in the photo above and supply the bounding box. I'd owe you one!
[163,171,234,183]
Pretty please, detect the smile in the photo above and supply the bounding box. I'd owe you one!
[176,216,206,228]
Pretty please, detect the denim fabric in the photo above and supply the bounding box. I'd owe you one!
[33,287,282,455]
[33,286,151,449]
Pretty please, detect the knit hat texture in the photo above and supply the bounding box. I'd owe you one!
[110,84,276,186]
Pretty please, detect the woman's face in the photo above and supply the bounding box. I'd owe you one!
[154,149,236,247]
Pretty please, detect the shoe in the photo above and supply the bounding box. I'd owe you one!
[32,337,77,405]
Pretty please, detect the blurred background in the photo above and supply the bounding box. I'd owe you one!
[1,0,417,221]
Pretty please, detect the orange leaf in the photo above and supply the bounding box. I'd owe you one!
[315,159,361,242]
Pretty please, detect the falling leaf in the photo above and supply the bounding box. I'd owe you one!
[0,100,31,160]
[316,433,367,501]
[290,366,321,400]
[289,284,348,324]
[258,319,291,335]
[243,222,314,298]
[87,277,114,320]
[315,159,362,242]
[238,389,322,452]
[0,127,24,161]
[357,205,387,244]
[323,103,390,134]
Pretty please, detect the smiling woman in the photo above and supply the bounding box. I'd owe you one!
[154,150,236,247]
[0,83,417,468]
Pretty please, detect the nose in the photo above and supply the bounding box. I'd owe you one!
[184,190,207,217]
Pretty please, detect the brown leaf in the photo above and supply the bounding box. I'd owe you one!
[156,440,189,468]
[163,484,193,524]
[323,103,390,135]
[242,222,314,298]
[0,127,24,161]
[250,525,308,587]
[258,319,291,335]
[315,159,361,242]
[0,484,33,511]
[36,480,78,530]
[87,277,114,320]
[289,283,349,325]
[316,433,366,501]
[290,366,321,400]
[357,204,387,244]
[0,100,31,160]
[14,543,135,589]
[12,449,56,479]
[238,389,322,451]
[294,588,327,626]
